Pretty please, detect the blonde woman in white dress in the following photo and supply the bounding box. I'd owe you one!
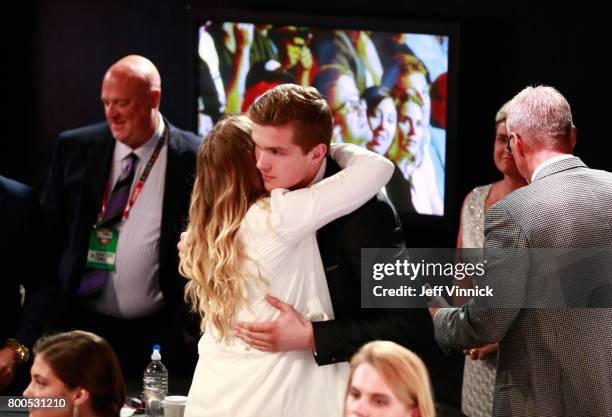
[179,114,393,417]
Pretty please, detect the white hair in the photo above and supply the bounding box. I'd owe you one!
[505,85,574,146]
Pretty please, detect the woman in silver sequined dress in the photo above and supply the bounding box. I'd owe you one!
[456,102,526,417]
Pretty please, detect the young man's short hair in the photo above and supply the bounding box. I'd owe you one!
[247,83,333,153]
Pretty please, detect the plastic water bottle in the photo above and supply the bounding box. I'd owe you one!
[143,345,168,416]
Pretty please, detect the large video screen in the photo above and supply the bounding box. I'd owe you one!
[196,19,450,216]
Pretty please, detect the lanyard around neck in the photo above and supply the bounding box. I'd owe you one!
[98,126,168,223]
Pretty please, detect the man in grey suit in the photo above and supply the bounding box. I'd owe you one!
[431,85,612,417]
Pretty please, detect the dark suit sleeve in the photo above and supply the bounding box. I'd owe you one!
[2,182,56,349]
[160,128,202,339]
[11,197,56,348]
[312,197,435,365]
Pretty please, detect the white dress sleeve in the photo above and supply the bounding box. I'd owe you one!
[266,143,393,241]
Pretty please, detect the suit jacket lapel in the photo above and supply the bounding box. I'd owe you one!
[316,157,342,266]
[162,124,182,248]
[323,155,340,178]
[82,130,115,229]
[67,129,114,296]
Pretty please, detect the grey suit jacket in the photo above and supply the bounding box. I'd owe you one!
[434,157,612,417]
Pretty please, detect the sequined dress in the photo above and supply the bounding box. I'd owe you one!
[460,184,496,417]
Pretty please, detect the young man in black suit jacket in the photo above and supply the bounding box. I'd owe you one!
[41,55,200,378]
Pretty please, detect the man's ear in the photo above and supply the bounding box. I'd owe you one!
[570,125,577,151]
[151,88,161,109]
[514,134,526,160]
[309,143,328,163]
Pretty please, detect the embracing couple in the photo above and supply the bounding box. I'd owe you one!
[179,84,435,417]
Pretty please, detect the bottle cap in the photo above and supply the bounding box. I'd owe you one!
[151,344,161,360]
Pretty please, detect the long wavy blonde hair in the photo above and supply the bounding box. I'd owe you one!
[179,115,266,341]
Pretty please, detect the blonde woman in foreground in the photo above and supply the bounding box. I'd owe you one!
[346,341,436,417]
[180,100,393,415]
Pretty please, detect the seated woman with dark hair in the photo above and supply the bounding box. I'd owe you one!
[23,330,126,417]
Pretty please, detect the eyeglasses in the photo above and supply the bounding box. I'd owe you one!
[335,99,366,114]
[506,132,520,155]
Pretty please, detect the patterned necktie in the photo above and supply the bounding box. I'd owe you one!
[77,153,138,300]
[100,153,138,227]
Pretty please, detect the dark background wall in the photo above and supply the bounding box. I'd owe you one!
[2,0,607,247]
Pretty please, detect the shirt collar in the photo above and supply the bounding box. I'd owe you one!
[531,154,574,183]
[308,158,327,186]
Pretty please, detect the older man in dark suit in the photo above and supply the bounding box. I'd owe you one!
[41,55,200,378]
[432,86,612,417]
